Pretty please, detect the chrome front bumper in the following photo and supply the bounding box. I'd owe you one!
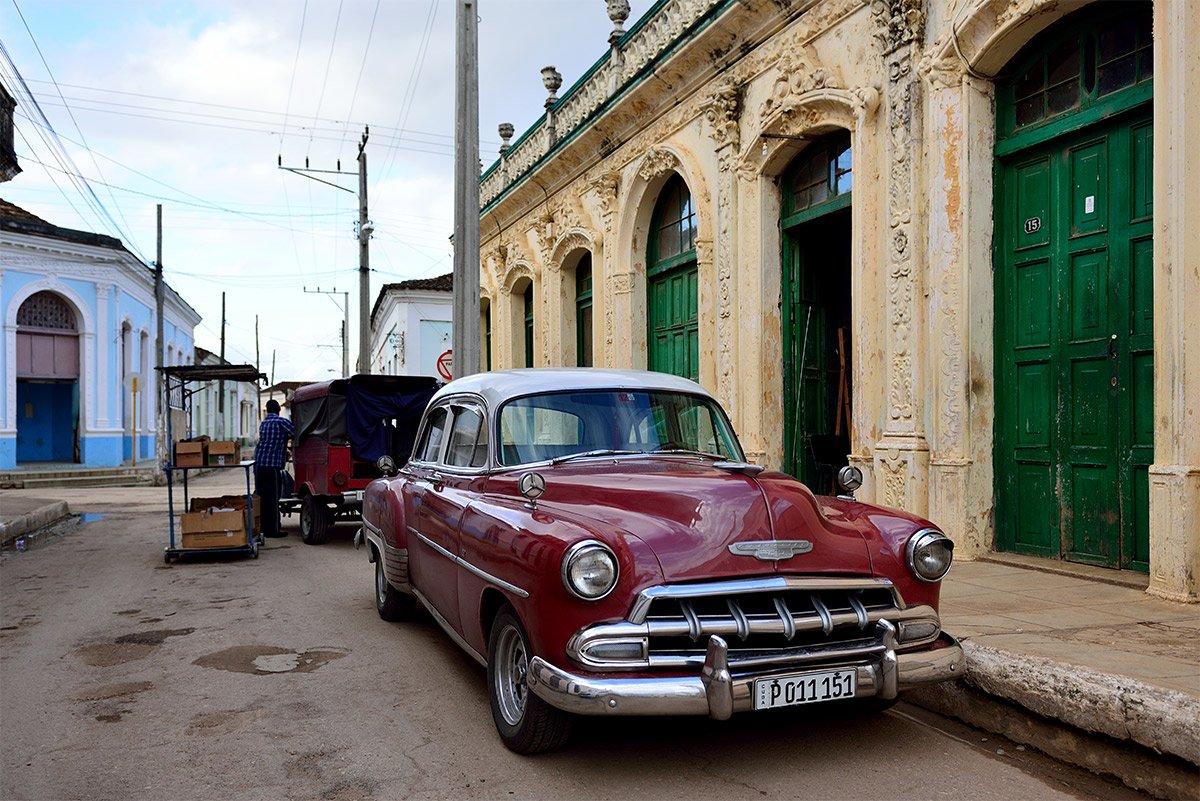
[527,621,964,719]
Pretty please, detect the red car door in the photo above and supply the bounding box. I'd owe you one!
[405,405,461,629]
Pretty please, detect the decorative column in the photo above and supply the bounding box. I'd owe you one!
[919,47,995,555]
[872,0,930,514]
[701,81,743,417]
[588,171,621,368]
[1148,0,1200,602]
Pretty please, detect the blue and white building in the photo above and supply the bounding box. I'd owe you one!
[0,199,201,469]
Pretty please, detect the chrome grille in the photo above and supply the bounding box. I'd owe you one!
[642,585,898,662]
[567,577,941,671]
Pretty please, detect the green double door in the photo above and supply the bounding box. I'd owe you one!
[648,265,698,381]
[995,111,1153,570]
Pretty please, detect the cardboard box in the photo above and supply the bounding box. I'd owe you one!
[180,508,248,549]
[190,495,260,534]
[206,440,240,466]
[174,440,206,468]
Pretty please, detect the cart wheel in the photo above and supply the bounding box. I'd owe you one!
[300,495,331,545]
[164,551,171,564]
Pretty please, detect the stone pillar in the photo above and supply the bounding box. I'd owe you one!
[1148,1,1200,602]
[920,53,996,555]
[872,0,930,514]
[702,81,742,416]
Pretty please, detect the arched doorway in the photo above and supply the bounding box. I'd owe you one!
[647,173,698,380]
[781,132,853,493]
[15,291,80,463]
[993,3,1153,571]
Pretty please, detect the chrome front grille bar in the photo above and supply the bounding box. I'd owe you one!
[568,576,944,671]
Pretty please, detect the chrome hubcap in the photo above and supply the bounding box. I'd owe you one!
[494,625,528,726]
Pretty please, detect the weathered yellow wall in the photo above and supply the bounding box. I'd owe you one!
[477,0,1199,601]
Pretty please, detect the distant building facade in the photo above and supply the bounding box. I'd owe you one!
[369,273,452,379]
[187,347,259,445]
[1,199,201,468]
[475,0,1198,601]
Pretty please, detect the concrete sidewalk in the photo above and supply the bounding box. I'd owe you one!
[0,494,70,546]
[912,558,1200,799]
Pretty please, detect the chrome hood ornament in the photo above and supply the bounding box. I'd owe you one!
[728,540,813,561]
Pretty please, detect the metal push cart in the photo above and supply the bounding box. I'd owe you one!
[158,364,267,562]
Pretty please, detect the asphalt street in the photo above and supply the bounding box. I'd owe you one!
[0,473,1151,801]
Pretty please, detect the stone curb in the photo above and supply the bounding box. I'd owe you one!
[0,501,71,546]
[958,639,1200,766]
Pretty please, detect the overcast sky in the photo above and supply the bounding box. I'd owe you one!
[0,0,630,382]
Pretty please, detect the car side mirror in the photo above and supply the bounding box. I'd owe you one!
[376,455,398,476]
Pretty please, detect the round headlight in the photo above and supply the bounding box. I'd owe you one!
[906,529,954,582]
[561,540,619,601]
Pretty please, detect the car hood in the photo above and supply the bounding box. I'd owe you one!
[537,459,873,582]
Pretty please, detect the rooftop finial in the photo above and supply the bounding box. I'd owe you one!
[541,66,563,108]
[607,0,631,45]
[498,123,514,154]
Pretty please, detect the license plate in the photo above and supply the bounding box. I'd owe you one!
[754,668,857,710]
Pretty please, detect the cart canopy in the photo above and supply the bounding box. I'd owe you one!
[292,374,438,463]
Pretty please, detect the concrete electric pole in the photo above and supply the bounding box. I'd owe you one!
[154,204,165,474]
[452,0,481,380]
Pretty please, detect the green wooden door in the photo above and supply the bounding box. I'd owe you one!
[648,265,698,380]
[780,135,853,490]
[648,174,699,380]
[995,113,1153,570]
[994,5,1153,571]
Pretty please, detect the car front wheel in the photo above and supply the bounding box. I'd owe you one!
[487,607,571,754]
[299,495,331,544]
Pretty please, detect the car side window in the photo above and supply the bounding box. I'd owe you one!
[446,405,488,468]
[416,406,449,463]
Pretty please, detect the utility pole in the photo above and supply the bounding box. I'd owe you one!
[453,0,481,379]
[279,129,371,376]
[218,290,226,438]
[303,286,350,376]
[357,130,371,374]
[271,349,276,387]
[154,203,165,474]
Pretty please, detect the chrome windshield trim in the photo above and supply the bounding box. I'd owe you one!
[628,577,903,623]
[411,529,530,599]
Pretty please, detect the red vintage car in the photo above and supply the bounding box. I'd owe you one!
[359,368,963,753]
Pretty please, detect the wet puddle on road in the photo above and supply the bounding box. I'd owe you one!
[194,645,348,675]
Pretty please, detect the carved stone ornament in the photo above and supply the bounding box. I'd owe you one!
[759,47,834,123]
[870,0,924,54]
[587,171,620,216]
[917,40,967,90]
[701,82,742,151]
[880,451,908,508]
[607,0,631,43]
[611,272,636,295]
[637,147,680,183]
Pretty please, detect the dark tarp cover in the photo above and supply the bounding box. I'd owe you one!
[346,383,437,463]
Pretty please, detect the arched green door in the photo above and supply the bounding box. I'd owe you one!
[781,134,853,491]
[647,174,698,380]
[994,4,1153,571]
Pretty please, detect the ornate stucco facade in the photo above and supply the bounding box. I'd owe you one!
[476,0,1199,602]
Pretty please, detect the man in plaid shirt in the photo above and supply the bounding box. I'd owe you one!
[254,399,295,537]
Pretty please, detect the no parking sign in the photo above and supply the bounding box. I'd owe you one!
[436,349,453,381]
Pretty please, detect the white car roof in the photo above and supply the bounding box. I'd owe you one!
[430,368,716,409]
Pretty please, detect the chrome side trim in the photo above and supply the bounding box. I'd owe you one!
[411,529,530,599]
[628,577,904,623]
[529,632,964,717]
[412,587,487,668]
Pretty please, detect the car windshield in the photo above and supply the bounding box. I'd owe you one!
[497,389,744,466]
